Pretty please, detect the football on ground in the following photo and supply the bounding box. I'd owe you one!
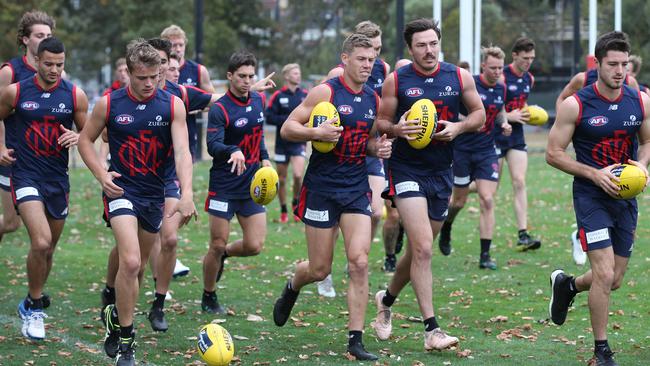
[197,323,235,366]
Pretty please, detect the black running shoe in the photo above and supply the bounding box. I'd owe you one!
[148,307,168,332]
[395,223,404,254]
[347,342,378,361]
[383,255,396,273]
[273,281,299,327]
[548,269,576,325]
[201,292,226,314]
[590,348,618,366]
[215,254,227,283]
[115,336,136,366]
[42,293,51,309]
[101,304,120,358]
[438,224,452,256]
[516,232,541,252]
[101,287,115,307]
[479,254,497,270]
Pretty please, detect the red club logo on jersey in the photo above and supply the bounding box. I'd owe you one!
[588,116,608,127]
[338,105,353,115]
[116,114,134,125]
[405,87,424,97]
[235,118,248,127]
[25,116,62,157]
[21,101,39,110]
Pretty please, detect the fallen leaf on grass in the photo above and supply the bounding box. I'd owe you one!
[233,335,248,340]
[246,314,264,322]
[489,315,508,323]
[457,349,472,358]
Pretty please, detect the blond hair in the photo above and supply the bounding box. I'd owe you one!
[481,46,505,63]
[126,39,161,71]
[342,33,373,54]
[281,63,300,77]
[160,24,187,42]
[354,20,381,38]
[629,55,642,75]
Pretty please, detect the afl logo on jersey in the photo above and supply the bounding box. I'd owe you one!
[235,118,248,127]
[116,114,135,125]
[21,101,39,110]
[406,87,424,97]
[338,105,353,115]
[588,116,608,127]
[508,85,518,91]
[479,94,487,100]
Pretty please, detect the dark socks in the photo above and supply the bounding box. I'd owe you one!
[203,289,216,297]
[281,204,287,213]
[518,229,528,238]
[120,324,134,340]
[568,277,579,295]
[292,198,298,207]
[382,289,396,307]
[153,292,166,310]
[424,316,439,332]
[25,294,43,310]
[480,238,491,256]
[594,339,610,353]
[348,330,363,346]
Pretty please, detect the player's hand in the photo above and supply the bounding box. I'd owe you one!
[627,159,650,187]
[170,195,198,227]
[508,108,530,124]
[251,72,276,92]
[58,125,79,148]
[0,146,15,166]
[433,120,462,142]
[591,163,622,198]
[501,122,512,136]
[228,150,246,176]
[262,159,272,168]
[392,110,421,140]
[315,117,342,142]
[101,171,124,198]
[375,134,392,159]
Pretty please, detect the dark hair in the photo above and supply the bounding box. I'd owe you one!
[594,31,630,63]
[511,37,535,54]
[404,18,441,48]
[16,11,55,48]
[227,50,256,73]
[147,37,172,59]
[37,37,64,56]
[169,52,181,62]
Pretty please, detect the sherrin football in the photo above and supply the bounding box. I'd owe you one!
[197,323,234,366]
[250,167,279,205]
[406,99,437,149]
[611,164,647,199]
[525,105,549,126]
[308,101,340,153]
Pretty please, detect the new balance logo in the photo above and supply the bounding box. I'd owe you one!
[608,104,618,110]
[41,93,51,98]
[353,97,362,102]
[136,104,146,110]
[425,78,434,83]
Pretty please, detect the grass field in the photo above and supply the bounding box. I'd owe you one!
[1,131,649,366]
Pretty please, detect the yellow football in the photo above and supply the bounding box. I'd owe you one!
[308,101,340,153]
[611,164,647,199]
[525,105,549,126]
[197,324,234,366]
[250,167,279,205]
[406,99,437,149]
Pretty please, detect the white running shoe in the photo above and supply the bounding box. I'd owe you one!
[371,290,392,340]
[571,230,586,266]
[165,292,172,301]
[22,309,47,340]
[317,274,336,298]
[424,328,458,351]
[173,259,190,278]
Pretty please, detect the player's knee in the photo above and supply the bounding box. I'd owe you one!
[244,239,264,256]
[386,208,399,223]
[310,264,331,282]
[512,176,526,191]
[120,255,141,277]
[595,269,616,289]
[611,274,625,291]
[411,242,433,262]
[3,217,21,233]
[208,237,227,254]
[161,232,178,251]
[347,256,368,276]
[479,194,494,211]
[31,236,52,253]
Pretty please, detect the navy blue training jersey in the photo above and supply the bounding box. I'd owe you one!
[369,59,388,97]
[266,86,307,144]
[11,76,76,181]
[456,75,506,152]
[178,59,204,156]
[206,90,269,199]
[2,56,38,149]
[106,88,175,199]
[303,76,378,192]
[390,62,463,174]
[497,63,534,140]
[583,68,630,88]
[572,84,644,198]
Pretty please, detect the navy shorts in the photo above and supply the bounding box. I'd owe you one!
[495,126,526,158]
[574,196,637,258]
[295,187,371,228]
[0,164,12,192]
[366,157,385,177]
[274,141,306,164]
[452,148,499,187]
[383,168,452,222]
[12,176,69,219]
[164,178,181,199]
[103,193,164,234]
[204,193,265,220]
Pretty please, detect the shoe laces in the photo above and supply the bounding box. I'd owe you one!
[28,310,48,323]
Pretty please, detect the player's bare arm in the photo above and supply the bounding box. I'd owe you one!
[280,84,341,143]
[0,84,18,166]
[58,87,88,148]
[376,73,419,139]
[169,95,197,226]
[199,65,215,93]
[435,68,485,142]
[326,66,344,80]
[555,72,585,112]
[546,96,620,197]
[631,92,650,184]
